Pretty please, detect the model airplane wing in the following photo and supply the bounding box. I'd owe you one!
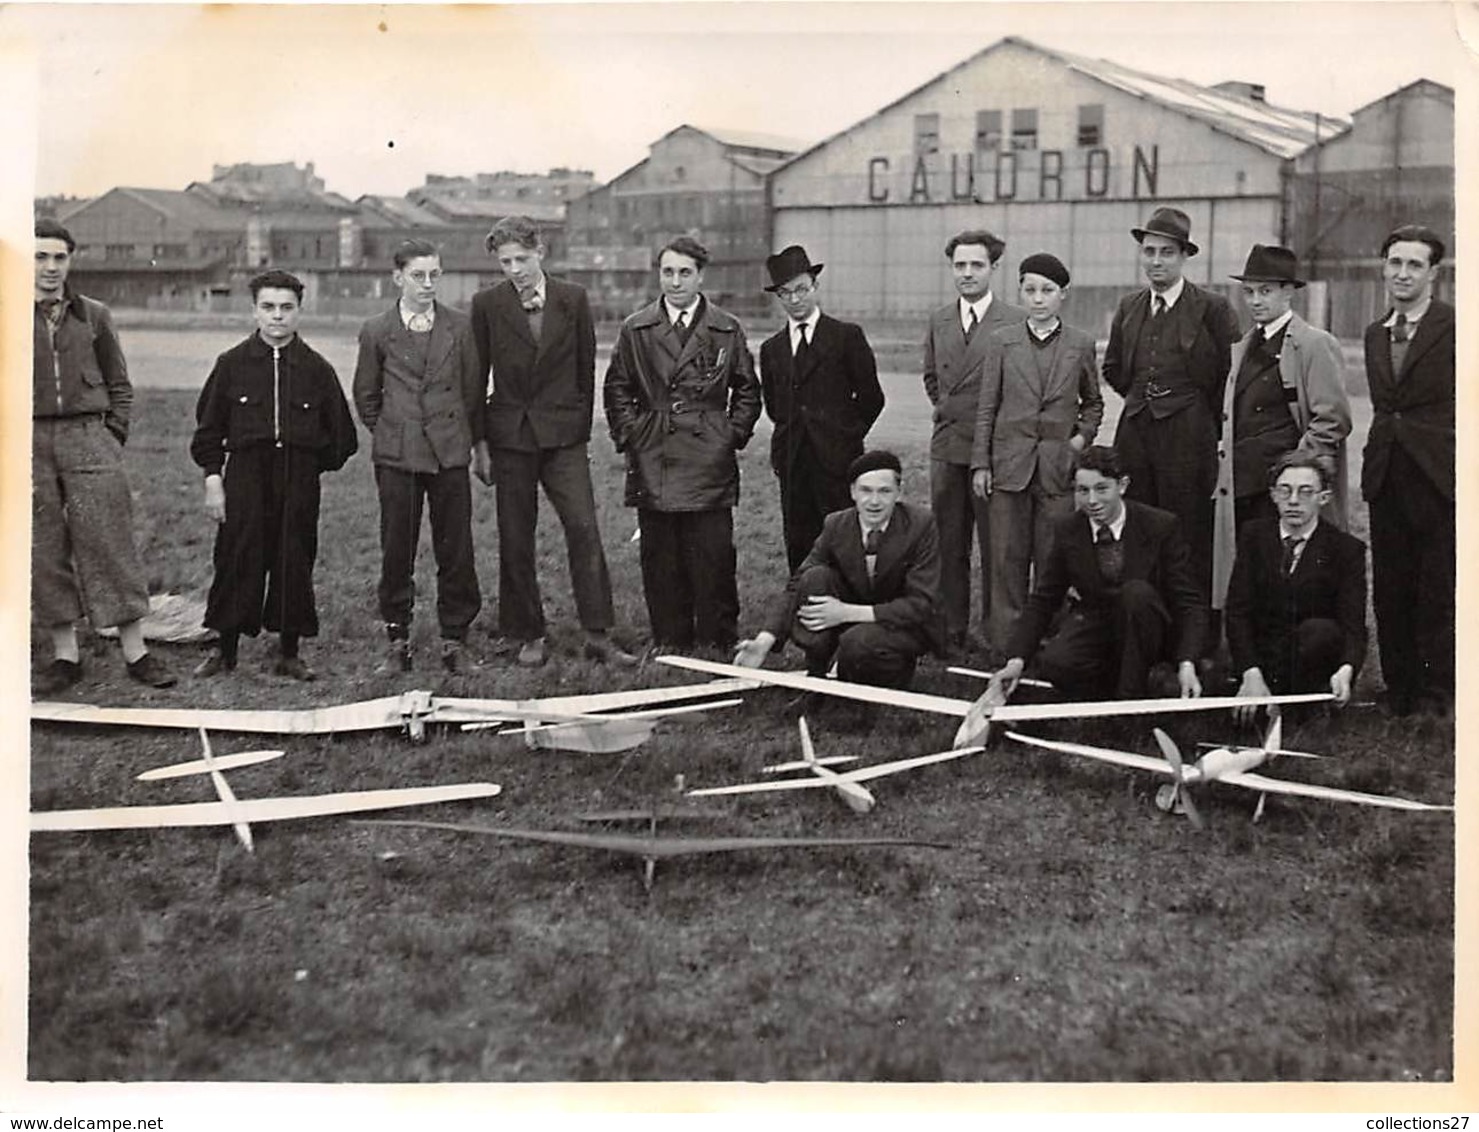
[839,746,983,782]
[690,746,980,798]
[32,782,501,833]
[137,748,285,780]
[656,656,976,715]
[1216,770,1454,812]
[1004,730,1177,776]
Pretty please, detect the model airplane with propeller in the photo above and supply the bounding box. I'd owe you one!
[1005,716,1454,827]
[687,716,981,813]
[655,655,1333,747]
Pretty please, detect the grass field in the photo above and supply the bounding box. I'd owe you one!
[27,326,1451,1083]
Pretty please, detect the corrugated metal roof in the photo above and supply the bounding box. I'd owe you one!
[355,195,451,228]
[76,187,243,231]
[727,153,790,178]
[414,196,566,223]
[694,125,807,155]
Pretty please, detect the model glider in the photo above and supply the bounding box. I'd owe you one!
[32,679,754,751]
[461,696,744,753]
[655,655,1334,746]
[1005,717,1453,825]
[362,817,953,890]
[687,716,981,814]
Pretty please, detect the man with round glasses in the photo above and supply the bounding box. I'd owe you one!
[1225,451,1366,721]
[758,245,884,571]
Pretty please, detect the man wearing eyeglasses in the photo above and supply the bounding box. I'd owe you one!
[1361,224,1454,716]
[354,239,486,674]
[758,245,884,571]
[1225,452,1366,721]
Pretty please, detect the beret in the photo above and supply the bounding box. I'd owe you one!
[846,449,903,483]
[1019,252,1070,287]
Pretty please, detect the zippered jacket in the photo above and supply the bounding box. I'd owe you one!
[32,290,132,442]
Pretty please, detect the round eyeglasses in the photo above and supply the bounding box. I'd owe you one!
[1271,484,1322,501]
[776,283,814,302]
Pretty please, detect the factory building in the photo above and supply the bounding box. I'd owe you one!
[768,36,1344,334]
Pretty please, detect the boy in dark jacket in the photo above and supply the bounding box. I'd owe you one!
[190,270,358,679]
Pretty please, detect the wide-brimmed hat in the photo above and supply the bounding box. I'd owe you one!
[1229,244,1307,288]
[1131,207,1199,257]
[764,245,824,292]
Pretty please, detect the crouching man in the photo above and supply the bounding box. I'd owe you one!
[734,450,943,689]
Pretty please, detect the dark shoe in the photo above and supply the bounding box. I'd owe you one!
[274,656,316,682]
[376,641,412,676]
[33,659,83,697]
[193,651,236,678]
[440,640,470,674]
[584,632,639,666]
[516,637,547,668]
[127,652,177,689]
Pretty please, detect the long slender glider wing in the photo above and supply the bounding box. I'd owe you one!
[432,679,758,723]
[1004,730,1178,776]
[1215,771,1454,812]
[32,783,502,833]
[689,747,981,797]
[839,746,983,782]
[360,818,952,857]
[137,749,285,781]
[657,656,973,715]
[687,777,845,798]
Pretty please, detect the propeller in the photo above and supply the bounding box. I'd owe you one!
[1151,728,1205,830]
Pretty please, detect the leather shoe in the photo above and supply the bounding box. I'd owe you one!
[127,652,177,688]
[516,638,547,668]
[274,655,316,682]
[584,632,639,666]
[376,641,412,675]
[33,659,83,696]
[193,651,236,678]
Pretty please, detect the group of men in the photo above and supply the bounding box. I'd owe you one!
[32,210,1454,722]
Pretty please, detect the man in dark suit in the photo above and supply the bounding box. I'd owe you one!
[1226,452,1366,724]
[985,445,1206,701]
[924,229,1025,655]
[1102,207,1240,606]
[735,450,943,690]
[1361,224,1454,715]
[757,245,884,571]
[471,215,634,668]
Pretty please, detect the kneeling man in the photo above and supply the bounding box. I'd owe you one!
[987,445,1206,701]
[735,450,942,688]
[1227,451,1365,721]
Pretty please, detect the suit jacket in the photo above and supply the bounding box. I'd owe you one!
[602,296,761,511]
[765,503,944,652]
[969,321,1103,493]
[470,276,596,451]
[759,313,883,478]
[923,294,1026,464]
[1361,299,1454,502]
[1102,281,1240,420]
[352,303,485,471]
[1225,518,1367,677]
[1211,312,1352,608]
[1007,500,1206,664]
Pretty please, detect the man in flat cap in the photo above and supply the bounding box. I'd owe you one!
[735,450,942,693]
[758,245,884,571]
[1102,207,1240,611]
[1210,244,1351,615]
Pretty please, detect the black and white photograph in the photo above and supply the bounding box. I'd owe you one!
[2,0,1470,1116]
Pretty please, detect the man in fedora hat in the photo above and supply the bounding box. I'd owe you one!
[1210,244,1351,615]
[1103,206,1240,611]
[758,245,884,571]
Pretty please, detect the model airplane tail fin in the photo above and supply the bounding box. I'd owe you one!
[1263,714,1283,759]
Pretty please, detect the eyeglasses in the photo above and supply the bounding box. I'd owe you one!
[405,270,443,284]
[776,283,814,302]
[1270,484,1323,501]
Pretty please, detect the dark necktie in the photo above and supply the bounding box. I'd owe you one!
[794,324,809,370]
[964,308,979,343]
[1152,295,1167,319]
[1095,524,1124,584]
[1249,325,1265,355]
[674,308,692,344]
[1391,313,1411,344]
[1281,535,1302,576]
[864,527,882,580]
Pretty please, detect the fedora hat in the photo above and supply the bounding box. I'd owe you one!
[764,245,824,292]
[1229,244,1306,288]
[1131,207,1199,257]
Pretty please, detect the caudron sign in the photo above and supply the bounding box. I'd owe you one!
[865,145,1162,204]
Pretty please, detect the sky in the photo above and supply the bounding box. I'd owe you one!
[4,1,1473,201]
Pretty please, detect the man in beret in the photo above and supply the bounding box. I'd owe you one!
[971,252,1103,651]
[757,245,884,571]
[734,450,943,692]
[1102,207,1240,610]
[1210,244,1351,615]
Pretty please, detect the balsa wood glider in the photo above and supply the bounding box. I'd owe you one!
[687,716,981,813]
[1005,717,1453,826]
[362,817,953,890]
[31,679,754,752]
[655,655,1334,747]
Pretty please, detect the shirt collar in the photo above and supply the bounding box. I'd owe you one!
[1280,516,1319,541]
[790,307,821,340]
[665,296,700,326]
[1258,310,1294,339]
[858,512,892,542]
[1093,507,1128,541]
[1027,318,1062,342]
[399,300,435,329]
[960,292,993,326]
[1384,297,1432,327]
[1151,276,1187,310]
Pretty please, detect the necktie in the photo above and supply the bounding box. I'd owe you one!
[1095,524,1124,584]
[1392,313,1411,344]
[1249,326,1265,352]
[965,308,979,342]
[864,527,882,581]
[1281,535,1302,576]
[521,292,543,313]
[1152,295,1167,319]
[794,324,809,368]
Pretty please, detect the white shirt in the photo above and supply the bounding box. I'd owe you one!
[1092,507,1128,542]
[1279,516,1319,571]
[664,297,700,328]
[1383,296,1432,328]
[519,277,547,308]
[1257,310,1294,339]
[960,292,994,334]
[789,307,822,354]
[399,300,435,331]
[1027,317,1062,341]
[1150,276,1187,311]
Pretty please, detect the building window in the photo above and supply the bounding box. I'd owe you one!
[674,165,686,182]
[975,109,1003,152]
[914,113,941,156]
[151,243,188,260]
[1010,108,1038,151]
[104,244,135,261]
[1077,104,1104,148]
